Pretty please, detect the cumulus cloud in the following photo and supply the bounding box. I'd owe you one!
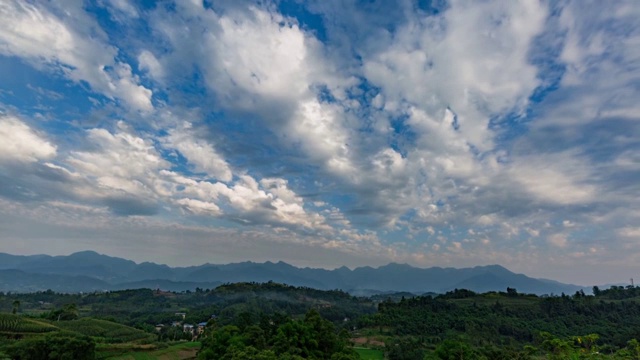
[67,123,168,198]
[153,3,357,176]
[362,0,546,150]
[0,115,56,163]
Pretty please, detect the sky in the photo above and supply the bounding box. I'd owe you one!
[0,0,638,285]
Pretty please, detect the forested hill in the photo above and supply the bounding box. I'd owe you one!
[2,283,640,359]
[0,251,583,295]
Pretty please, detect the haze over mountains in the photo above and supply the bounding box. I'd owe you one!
[0,251,583,295]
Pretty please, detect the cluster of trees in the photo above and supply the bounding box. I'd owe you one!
[593,285,640,300]
[362,291,640,346]
[42,303,79,321]
[198,309,359,359]
[1,332,95,360]
[386,334,640,359]
[357,287,640,359]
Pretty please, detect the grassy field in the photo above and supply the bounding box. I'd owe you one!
[354,347,384,360]
[100,342,200,360]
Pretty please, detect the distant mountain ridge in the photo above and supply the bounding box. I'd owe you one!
[0,251,584,295]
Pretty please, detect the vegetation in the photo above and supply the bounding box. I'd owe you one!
[198,309,359,359]
[2,282,640,359]
[3,331,96,360]
[354,347,384,360]
[357,287,640,359]
[56,319,156,344]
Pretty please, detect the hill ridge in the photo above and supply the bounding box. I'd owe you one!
[0,251,583,295]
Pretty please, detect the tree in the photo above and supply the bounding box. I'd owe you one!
[430,339,480,360]
[616,339,640,360]
[12,300,20,314]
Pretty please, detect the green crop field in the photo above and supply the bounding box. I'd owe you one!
[99,342,200,360]
[0,313,57,334]
[354,347,384,360]
[56,318,156,344]
[1,312,155,347]
[0,314,20,332]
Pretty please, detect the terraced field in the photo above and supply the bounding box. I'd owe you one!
[0,313,58,335]
[56,318,156,344]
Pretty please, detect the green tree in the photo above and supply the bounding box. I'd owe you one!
[616,339,640,359]
[540,332,574,360]
[244,325,267,349]
[199,325,244,360]
[430,339,481,360]
[11,300,20,314]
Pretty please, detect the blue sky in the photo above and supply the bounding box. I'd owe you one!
[0,0,639,285]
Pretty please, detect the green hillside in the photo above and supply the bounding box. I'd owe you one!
[0,313,58,335]
[0,313,158,360]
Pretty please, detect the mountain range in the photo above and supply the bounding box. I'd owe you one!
[0,251,584,295]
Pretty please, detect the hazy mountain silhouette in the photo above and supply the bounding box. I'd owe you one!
[0,251,583,294]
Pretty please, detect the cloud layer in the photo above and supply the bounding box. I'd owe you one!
[0,0,639,284]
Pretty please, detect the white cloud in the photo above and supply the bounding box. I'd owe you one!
[291,100,353,176]
[105,0,139,19]
[0,1,153,111]
[60,123,335,232]
[156,3,357,178]
[618,227,640,238]
[206,7,312,101]
[213,175,330,230]
[138,50,164,80]
[508,153,596,205]
[108,63,153,112]
[67,122,168,198]
[164,123,233,182]
[448,241,463,252]
[157,166,331,232]
[525,228,540,237]
[175,198,221,216]
[0,115,56,163]
[363,0,546,151]
[547,234,569,248]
